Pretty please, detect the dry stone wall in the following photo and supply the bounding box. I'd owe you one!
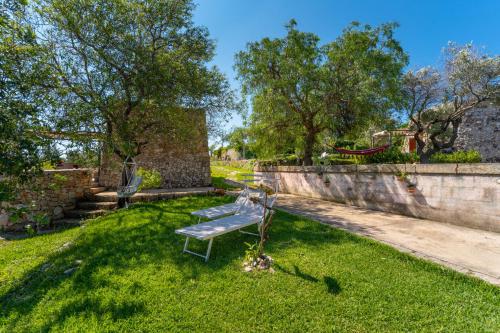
[1,169,94,228]
[256,164,500,232]
[99,110,211,189]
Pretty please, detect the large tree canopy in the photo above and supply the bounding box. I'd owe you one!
[31,0,236,159]
[235,20,408,165]
[401,43,500,161]
[0,0,55,190]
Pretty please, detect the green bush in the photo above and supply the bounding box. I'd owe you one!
[362,147,419,164]
[136,167,162,190]
[210,159,256,170]
[257,147,421,166]
[429,150,481,163]
[256,155,300,167]
[41,161,56,170]
[326,156,358,165]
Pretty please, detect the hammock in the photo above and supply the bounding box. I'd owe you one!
[334,144,390,156]
[117,157,142,207]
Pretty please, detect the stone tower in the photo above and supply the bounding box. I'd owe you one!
[98,109,211,189]
[455,102,500,162]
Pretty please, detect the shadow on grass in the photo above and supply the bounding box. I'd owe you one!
[275,263,342,295]
[0,196,353,329]
[324,276,341,295]
[210,176,240,190]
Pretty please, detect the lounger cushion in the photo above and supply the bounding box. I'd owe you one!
[175,214,262,240]
[191,202,240,219]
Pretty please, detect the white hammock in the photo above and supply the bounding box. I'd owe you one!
[117,157,142,202]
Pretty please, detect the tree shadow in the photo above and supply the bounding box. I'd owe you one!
[275,263,341,295]
[0,196,351,329]
[275,264,319,283]
[324,276,341,295]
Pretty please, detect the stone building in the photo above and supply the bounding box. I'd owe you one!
[99,109,211,189]
[455,102,500,162]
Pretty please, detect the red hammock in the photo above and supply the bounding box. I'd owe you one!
[334,144,390,156]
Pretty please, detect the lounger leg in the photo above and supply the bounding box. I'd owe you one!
[205,238,214,262]
[182,237,214,262]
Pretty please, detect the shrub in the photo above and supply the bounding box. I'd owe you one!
[210,159,256,170]
[325,156,358,165]
[362,147,419,164]
[136,167,162,190]
[41,161,56,170]
[429,150,481,163]
[256,155,300,167]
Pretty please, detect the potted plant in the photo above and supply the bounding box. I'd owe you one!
[213,188,226,196]
[395,171,408,182]
[407,183,417,193]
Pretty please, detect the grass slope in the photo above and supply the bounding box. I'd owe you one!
[210,164,253,189]
[1,196,499,332]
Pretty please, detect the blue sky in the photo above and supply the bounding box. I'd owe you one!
[193,0,500,141]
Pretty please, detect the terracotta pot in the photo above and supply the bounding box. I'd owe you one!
[213,189,226,196]
[407,187,416,193]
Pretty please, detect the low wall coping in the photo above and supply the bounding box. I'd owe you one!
[255,163,500,176]
[42,168,94,174]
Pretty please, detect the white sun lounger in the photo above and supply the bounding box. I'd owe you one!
[190,193,247,221]
[176,194,277,261]
[190,188,265,221]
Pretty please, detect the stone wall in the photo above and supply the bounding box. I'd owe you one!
[256,164,500,232]
[99,110,211,189]
[455,102,499,162]
[1,169,94,227]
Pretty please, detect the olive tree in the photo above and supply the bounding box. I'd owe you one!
[0,0,56,199]
[34,0,236,161]
[402,43,500,161]
[235,20,407,165]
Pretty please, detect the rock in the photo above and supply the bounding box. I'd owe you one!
[40,263,52,272]
[0,213,8,227]
[52,206,64,220]
[64,267,77,275]
[244,266,253,272]
[58,242,73,251]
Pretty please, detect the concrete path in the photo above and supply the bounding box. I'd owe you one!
[275,194,500,286]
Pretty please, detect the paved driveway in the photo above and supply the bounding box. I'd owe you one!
[275,194,500,285]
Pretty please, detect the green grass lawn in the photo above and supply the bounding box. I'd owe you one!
[1,196,499,332]
[210,163,253,190]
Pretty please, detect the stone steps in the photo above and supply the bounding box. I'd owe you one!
[92,187,214,203]
[77,201,117,210]
[65,209,108,219]
[64,186,214,220]
[89,186,107,194]
[57,218,85,225]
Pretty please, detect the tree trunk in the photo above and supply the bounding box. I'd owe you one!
[414,130,430,163]
[117,162,133,208]
[303,130,316,166]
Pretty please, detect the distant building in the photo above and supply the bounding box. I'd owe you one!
[221,148,241,161]
[372,129,418,153]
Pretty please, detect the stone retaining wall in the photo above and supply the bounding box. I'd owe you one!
[4,169,94,224]
[256,164,500,232]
